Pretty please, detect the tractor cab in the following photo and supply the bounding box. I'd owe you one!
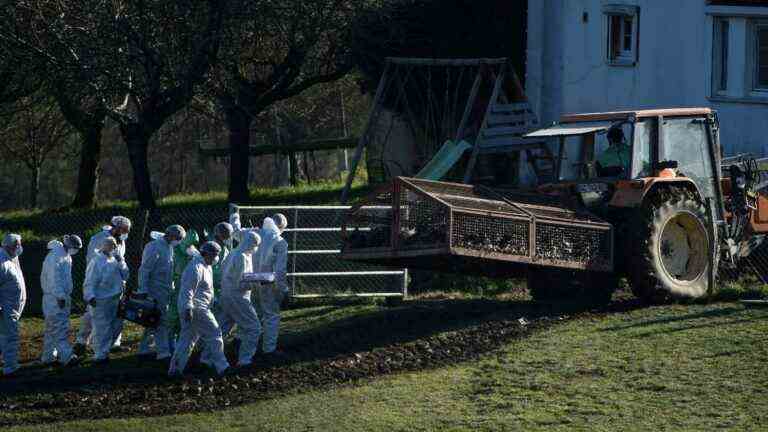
[524,108,721,212]
[526,119,637,182]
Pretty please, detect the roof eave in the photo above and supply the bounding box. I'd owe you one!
[560,108,713,123]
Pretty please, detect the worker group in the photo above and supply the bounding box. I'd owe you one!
[0,212,289,377]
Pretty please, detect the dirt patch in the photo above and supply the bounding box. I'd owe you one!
[0,298,643,426]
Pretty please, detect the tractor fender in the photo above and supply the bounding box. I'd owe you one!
[609,177,702,208]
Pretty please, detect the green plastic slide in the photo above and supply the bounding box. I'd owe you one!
[415,140,472,181]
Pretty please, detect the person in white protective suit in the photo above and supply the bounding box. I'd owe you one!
[40,235,83,366]
[199,221,235,366]
[168,241,230,376]
[218,230,262,367]
[135,225,186,361]
[74,215,131,356]
[254,214,289,356]
[83,236,129,363]
[0,233,26,376]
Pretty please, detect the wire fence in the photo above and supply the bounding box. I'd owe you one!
[719,233,768,288]
[1,206,232,315]
[1,204,407,315]
[234,205,408,298]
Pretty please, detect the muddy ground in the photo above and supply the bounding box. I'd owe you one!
[0,296,644,427]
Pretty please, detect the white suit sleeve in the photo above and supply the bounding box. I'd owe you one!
[232,254,246,290]
[274,240,288,292]
[53,259,71,300]
[86,234,99,264]
[117,258,129,282]
[179,264,201,311]
[83,259,101,302]
[137,243,157,294]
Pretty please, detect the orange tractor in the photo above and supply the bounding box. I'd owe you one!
[341,108,768,303]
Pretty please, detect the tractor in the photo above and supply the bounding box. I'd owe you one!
[341,107,768,304]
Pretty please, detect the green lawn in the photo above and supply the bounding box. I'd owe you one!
[7,301,768,432]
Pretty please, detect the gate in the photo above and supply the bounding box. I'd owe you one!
[231,205,408,298]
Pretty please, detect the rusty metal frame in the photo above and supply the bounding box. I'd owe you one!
[341,177,615,272]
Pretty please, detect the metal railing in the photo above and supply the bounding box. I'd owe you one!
[232,205,408,298]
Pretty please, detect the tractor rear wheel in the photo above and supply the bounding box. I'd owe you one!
[527,267,617,306]
[631,188,715,303]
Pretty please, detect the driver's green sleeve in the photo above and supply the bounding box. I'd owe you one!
[597,144,631,173]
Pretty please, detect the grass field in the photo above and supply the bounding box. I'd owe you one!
[4,293,768,432]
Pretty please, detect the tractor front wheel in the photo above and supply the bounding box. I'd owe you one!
[631,188,714,303]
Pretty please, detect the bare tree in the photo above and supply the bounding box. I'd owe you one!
[1,0,227,208]
[208,0,377,202]
[0,94,74,208]
[53,81,107,208]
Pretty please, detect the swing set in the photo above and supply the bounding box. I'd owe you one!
[341,57,547,203]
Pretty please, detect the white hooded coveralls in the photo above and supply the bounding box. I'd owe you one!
[254,218,288,354]
[40,241,75,365]
[219,231,261,366]
[0,248,26,375]
[169,256,229,375]
[83,252,128,360]
[137,236,175,359]
[76,228,126,347]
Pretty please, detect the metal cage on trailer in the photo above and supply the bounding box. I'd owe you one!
[229,204,408,299]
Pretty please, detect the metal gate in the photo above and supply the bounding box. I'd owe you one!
[231,205,408,298]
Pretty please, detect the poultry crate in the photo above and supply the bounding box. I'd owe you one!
[341,177,613,276]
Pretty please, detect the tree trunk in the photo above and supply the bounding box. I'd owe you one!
[30,165,40,208]
[121,125,156,209]
[225,108,252,202]
[289,152,299,186]
[71,126,103,208]
[302,151,312,184]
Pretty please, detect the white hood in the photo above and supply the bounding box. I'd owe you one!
[47,240,64,250]
[262,217,281,236]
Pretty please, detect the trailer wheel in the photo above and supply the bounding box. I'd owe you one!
[631,188,715,302]
[527,267,617,306]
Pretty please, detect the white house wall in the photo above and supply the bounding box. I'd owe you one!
[527,0,768,157]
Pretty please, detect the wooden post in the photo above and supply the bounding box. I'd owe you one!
[463,63,507,183]
[341,63,392,204]
[454,66,483,142]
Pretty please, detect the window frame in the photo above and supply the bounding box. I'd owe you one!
[750,19,768,93]
[604,5,640,67]
[712,17,730,94]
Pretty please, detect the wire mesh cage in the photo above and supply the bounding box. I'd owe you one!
[342,177,614,275]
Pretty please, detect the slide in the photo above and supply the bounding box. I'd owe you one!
[415,140,472,181]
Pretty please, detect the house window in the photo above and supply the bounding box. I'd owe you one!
[605,5,639,66]
[754,21,768,90]
[713,18,729,92]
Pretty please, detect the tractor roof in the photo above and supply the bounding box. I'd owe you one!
[560,107,712,123]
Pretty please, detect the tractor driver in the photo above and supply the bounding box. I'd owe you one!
[596,126,631,177]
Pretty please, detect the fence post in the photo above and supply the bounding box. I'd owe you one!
[292,208,298,297]
[402,268,409,299]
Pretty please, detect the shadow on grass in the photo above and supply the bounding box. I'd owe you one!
[599,306,746,332]
[281,305,343,322]
[630,315,768,339]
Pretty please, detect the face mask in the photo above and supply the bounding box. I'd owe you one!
[68,248,80,256]
[212,256,220,266]
[104,249,115,257]
[120,233,129,241]
[13,245,23,257]
[170,240,181,247]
